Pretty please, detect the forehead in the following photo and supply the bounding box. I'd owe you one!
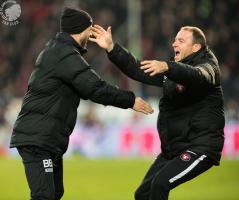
[175,30,193,40]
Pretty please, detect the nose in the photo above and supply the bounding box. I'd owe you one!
[172,41,177,48]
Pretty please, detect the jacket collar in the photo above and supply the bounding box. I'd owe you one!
[55,32,87,55]
[179,46,208,65]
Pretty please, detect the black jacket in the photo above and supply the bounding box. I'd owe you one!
[10,33,135,154]
[107,43,225,165]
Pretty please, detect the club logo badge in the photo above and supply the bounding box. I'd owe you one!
[176,84,185,92]
[0,0,21,26]
[180,152,191,161]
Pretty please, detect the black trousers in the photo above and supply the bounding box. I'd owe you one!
[135,150,214,200]
[17,146,64,200]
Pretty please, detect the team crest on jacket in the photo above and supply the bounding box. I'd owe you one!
[176,84,185,92]
[180,152,191,161]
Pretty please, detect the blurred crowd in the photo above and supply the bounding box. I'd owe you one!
[0,0,239,153]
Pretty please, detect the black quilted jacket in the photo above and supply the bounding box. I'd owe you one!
[10,33,135,154]
[108,43,225,165]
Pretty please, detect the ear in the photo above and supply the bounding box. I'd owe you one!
[192,43,201,53]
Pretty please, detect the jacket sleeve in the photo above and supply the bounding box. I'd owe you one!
[56,53,135,109]
[107,43,164,87]
[166,60,219,88]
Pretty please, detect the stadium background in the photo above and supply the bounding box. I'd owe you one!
[0,0,239,199]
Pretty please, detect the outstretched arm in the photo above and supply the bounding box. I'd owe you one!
[141,59,219,89]
[57,53,154,115]
[90,25,164,87]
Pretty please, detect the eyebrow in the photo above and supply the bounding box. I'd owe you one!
[175,38,185,42]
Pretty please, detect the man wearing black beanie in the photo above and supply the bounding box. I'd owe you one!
[10,7,154,200]
[60,7,93,48]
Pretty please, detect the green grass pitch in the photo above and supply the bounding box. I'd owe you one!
[0,157,238,200]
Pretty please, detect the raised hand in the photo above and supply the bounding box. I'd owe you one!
[133,97,154,115]
[89,25,114,52]
[141,60,169,76]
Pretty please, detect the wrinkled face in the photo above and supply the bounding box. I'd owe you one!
[172,30,197,61]
[79,25,92,48]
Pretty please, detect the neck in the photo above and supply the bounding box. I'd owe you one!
[70,34,81,45]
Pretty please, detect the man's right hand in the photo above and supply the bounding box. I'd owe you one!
[133,97,154,115]
[89,25,114,52]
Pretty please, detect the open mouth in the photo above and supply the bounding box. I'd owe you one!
[175,51,180,57]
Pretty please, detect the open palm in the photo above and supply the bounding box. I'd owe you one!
[90,25,114,51]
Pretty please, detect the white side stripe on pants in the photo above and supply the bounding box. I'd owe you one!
[169,155,207,183]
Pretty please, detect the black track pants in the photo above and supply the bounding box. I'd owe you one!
[17,146,64,200]
[135,150,214,200]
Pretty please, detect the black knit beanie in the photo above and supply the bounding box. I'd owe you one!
[60,7,93,34]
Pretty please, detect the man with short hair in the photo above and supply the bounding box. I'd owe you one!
[10,8,153,200]
[91,25,225,200]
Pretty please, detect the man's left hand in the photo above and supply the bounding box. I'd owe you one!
[141,60,168,76]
